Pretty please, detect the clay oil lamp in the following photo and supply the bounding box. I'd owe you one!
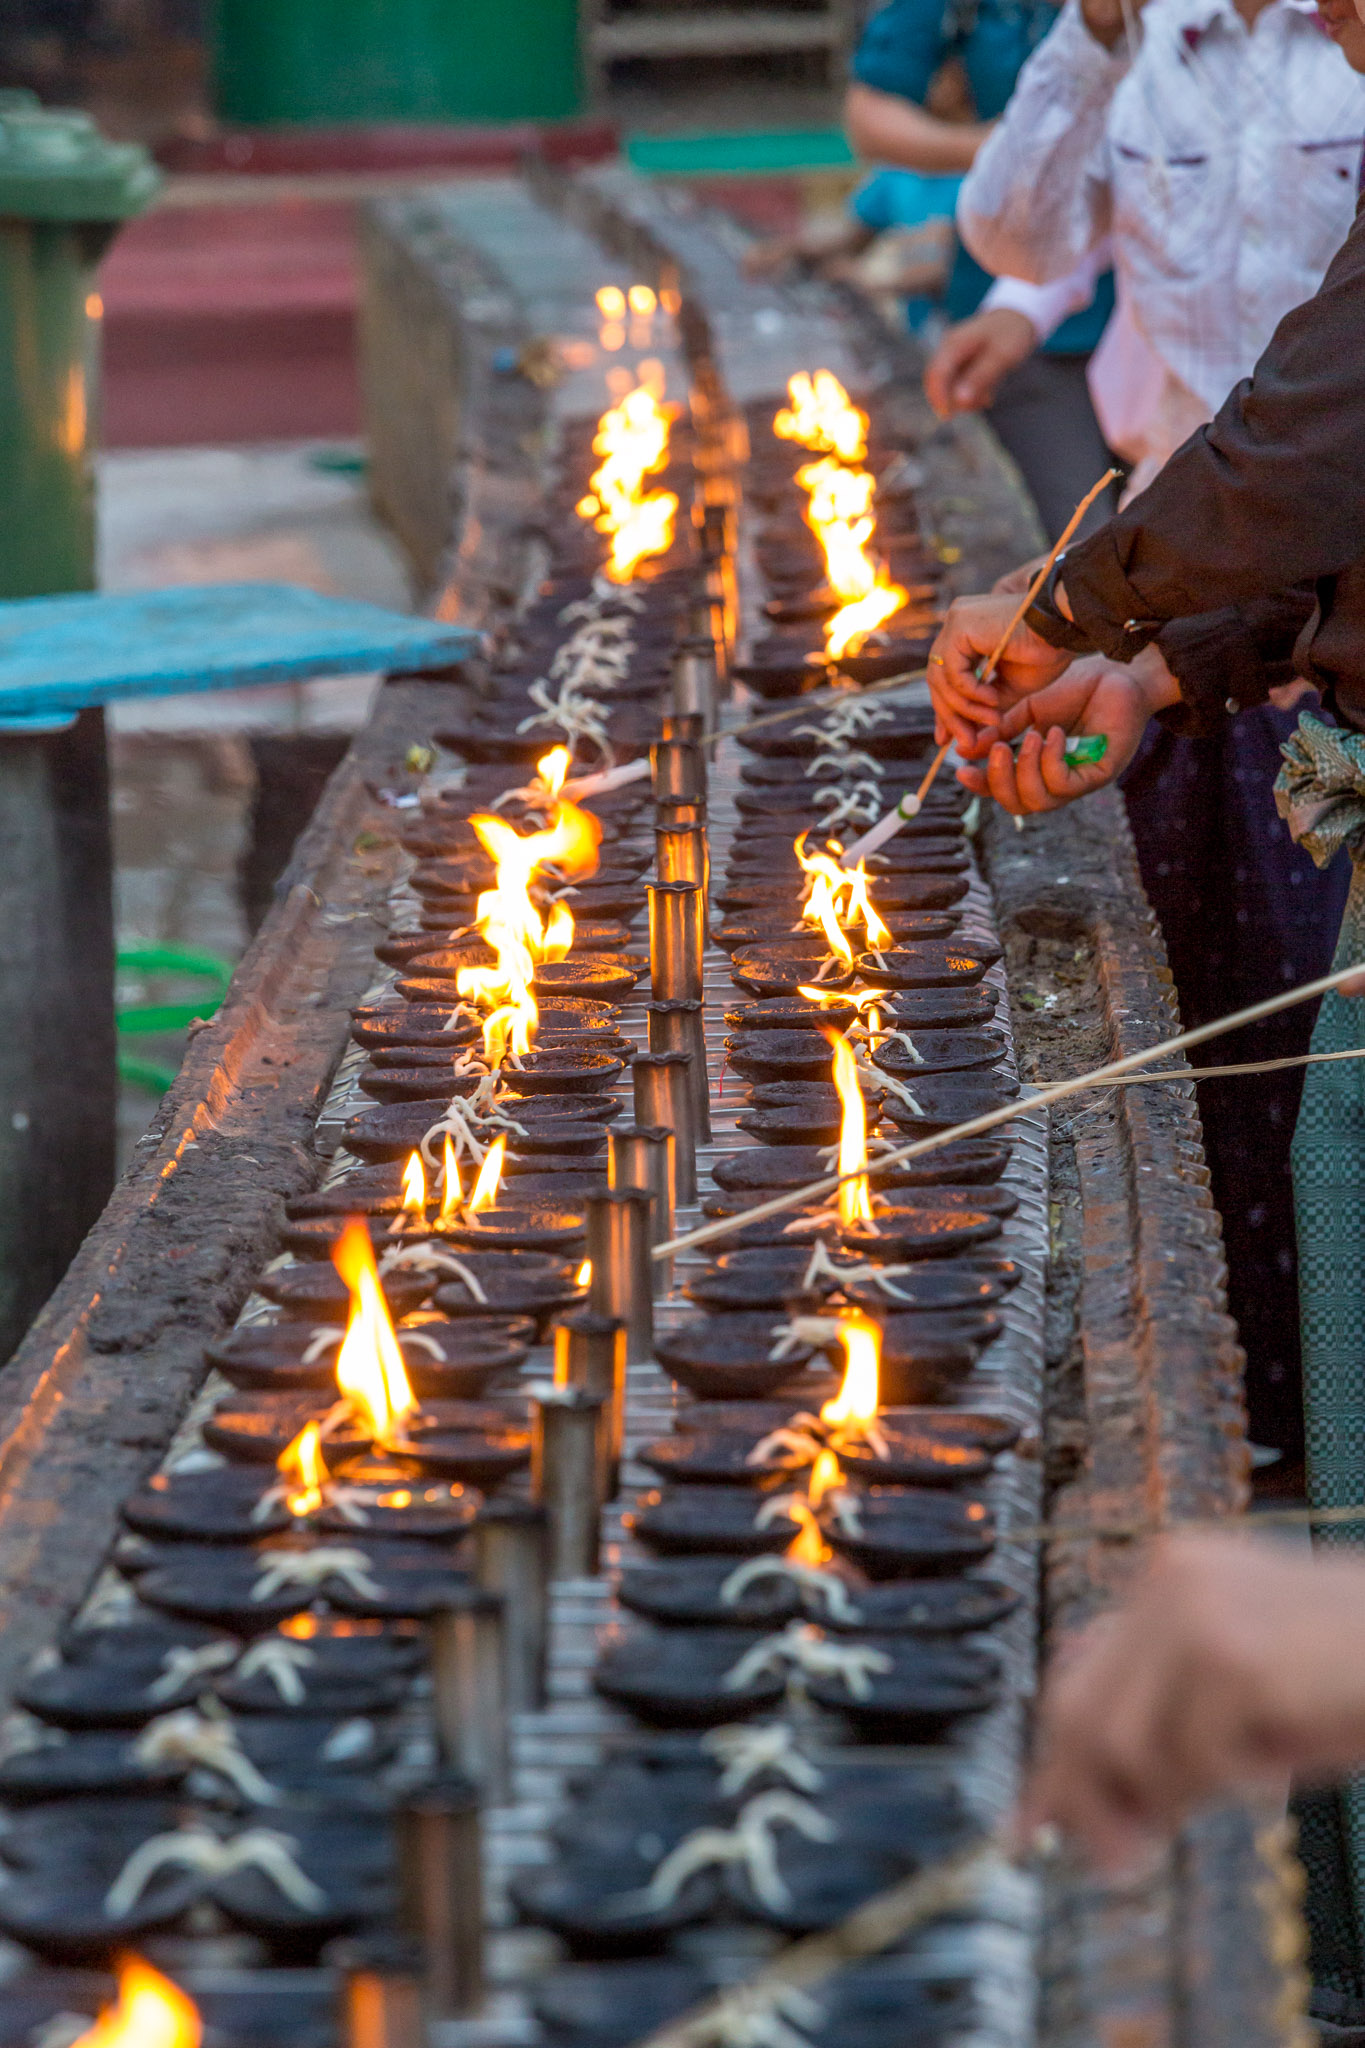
[710,1135,1011,1195]
[653,1311,827,1400]
[206,1304,534,1401]
[207,1220,534,1492]
[853,941,996,991]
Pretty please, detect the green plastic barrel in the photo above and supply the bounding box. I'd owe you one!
[212,0,584,126]
[0,95,159,599]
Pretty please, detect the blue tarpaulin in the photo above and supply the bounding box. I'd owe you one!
[0,583,476,725]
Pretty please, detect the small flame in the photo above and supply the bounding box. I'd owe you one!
[826,568,909,661]
[578,382,679,583]
[467,1135,506,1213]
[537,746,571,797]
[332,1218,416,1442]
[71,1959,201,2048]
[438,1136,464,1224]
[820,1316,882,1434]
[401,1152,427,1215]
[807,1446,843,1509]
[278,1420,327,1519]
[823,1029,873,1225]
[628,284,657,316]
[595,285,626,318]
[576,1257,592,1287]
[774,371,868,463]
[844,861,892,951]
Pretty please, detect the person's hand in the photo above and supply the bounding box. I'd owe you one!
[951,658,1150,812]
[928,593,1077,749]
[1019,1533,1365,1874]
[924,308,1038,418]
[1080,0,1149,52]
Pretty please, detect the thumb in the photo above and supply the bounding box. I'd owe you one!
[924,332,979,416]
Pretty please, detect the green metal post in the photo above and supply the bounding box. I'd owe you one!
[0,103,159,1359]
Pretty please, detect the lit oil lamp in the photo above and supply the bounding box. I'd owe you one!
[69,1957,200,2048]
[574,379,679,583]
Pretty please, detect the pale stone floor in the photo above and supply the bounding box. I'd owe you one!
[101,439,411,1166]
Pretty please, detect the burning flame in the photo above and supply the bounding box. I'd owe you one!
[577,382,679,583]
[278,1420,327,1519]
[71,1959,201,2048]
[628,284,657,316]
[576,1258,592,1287]
[538,746,571,798]
[467,1135,506,1214]
[401,1152,426,1216]
[458,795,601,1064]
[794,835,890,955]
[778,387,907,660]
[595,285,626,318]
[438,1135,464,1223]
[820,1316,882,1434]
[774,371,868,463]
[823,1029,873,1226]
[332,1218,416,1442]
[826,570,909,662]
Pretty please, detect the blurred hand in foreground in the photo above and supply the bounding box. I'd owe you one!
[1019,1533,1365,1873]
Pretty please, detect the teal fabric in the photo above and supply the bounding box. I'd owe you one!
[1278,714,1365,1969]
[851,0,1114,348]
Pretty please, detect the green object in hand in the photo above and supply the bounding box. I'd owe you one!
[1064,734,1108,764]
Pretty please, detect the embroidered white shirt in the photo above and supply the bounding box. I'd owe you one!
[957,0,1365,477]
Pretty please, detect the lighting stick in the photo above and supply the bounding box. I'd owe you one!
[557,670,929,800]
[650,955,1365,1261]
[837,467,1120,868]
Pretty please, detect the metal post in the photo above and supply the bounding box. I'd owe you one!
[656,796,707,835]
[660,712,704,746]
[647,997,712,1144]
[473,1499,548,1715]
[655,818,708,891]
[671,636,717,733]
[608,1122,675,1296]
[394,1776,484,2022]
[553,1306,627,1478]
[533,1385,607,1578]
[651,737,706,805]
[427,1591,509,1802]
[633,1050,696,1206]
[584,1188,653,1364]
[335,1933,425,2048]
[649,880,704,1004]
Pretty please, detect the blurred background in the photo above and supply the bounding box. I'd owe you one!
[0,0,883,1164]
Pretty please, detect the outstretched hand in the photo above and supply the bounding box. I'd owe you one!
[953,658,1159,813]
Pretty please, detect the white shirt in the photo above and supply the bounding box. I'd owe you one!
[957,0,1365,479]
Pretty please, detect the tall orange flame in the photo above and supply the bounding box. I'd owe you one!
[820,1315,882,1434]
[774,371,868,463]
[537,746,571,798]
[332,1218,415,1441]
[578,382,679,583]
[458,796,601,1064]
[822,1029,873,1225]
[71,1960,201,2048]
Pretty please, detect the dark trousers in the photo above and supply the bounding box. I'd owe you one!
[985,351,1120,545]
[1119,709,1350,1465]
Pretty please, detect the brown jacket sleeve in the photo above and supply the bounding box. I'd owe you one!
[1061,198,1365,664]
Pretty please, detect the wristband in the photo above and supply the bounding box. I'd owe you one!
[1023,557,1096,655]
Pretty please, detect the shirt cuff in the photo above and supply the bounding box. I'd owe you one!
[981,266,1094,345]
[1152,610,1271,737]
